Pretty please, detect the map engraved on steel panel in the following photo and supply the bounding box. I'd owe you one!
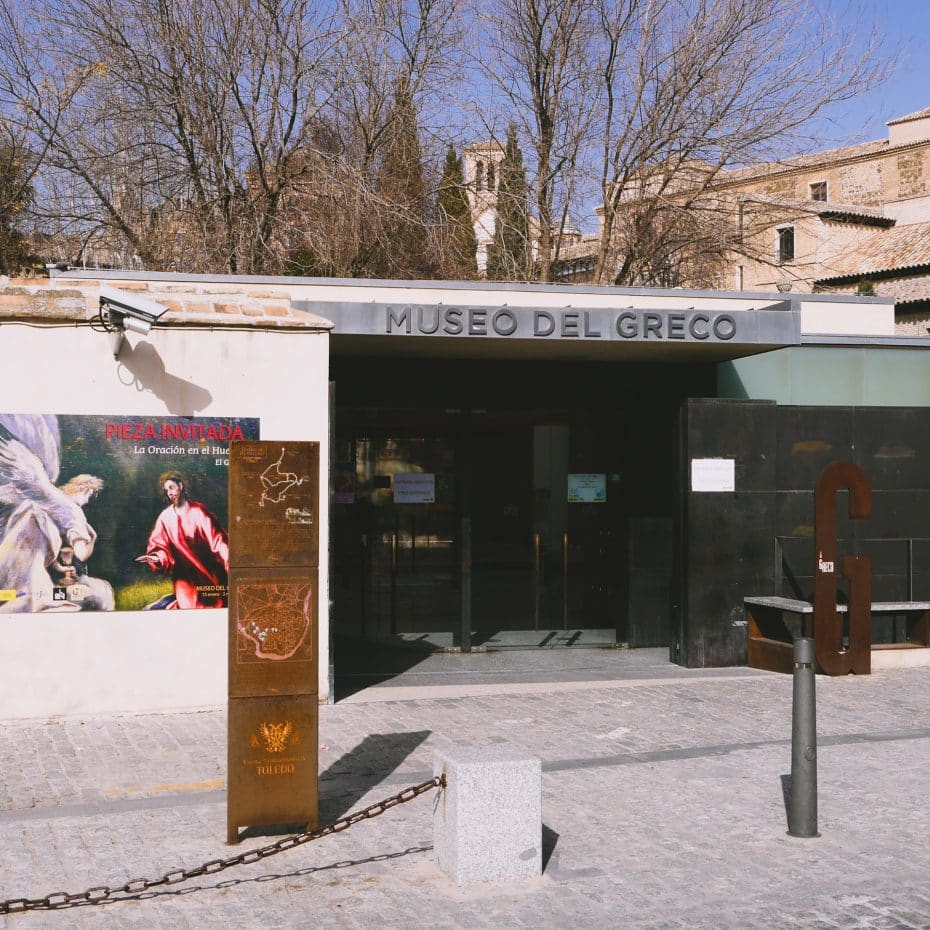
[259,448,307,509]
[236,582,313,663]
[230,442,319,567]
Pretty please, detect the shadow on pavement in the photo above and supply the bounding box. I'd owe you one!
[334,637,439,700]
[542,824,559,873]
[28,731,437,912]
[234,730,432,841]
[318,730,433,822]
[780,773,791,828]
[37,845,435,912]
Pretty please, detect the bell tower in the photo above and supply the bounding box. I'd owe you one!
[463,140,505,275]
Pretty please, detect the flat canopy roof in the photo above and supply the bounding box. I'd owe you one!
[54,270,906,357]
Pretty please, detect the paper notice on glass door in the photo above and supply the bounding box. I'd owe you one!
[393,473,435,503]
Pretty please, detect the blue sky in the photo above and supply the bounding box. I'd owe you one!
[818,0,930,144]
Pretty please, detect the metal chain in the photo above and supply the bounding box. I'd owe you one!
[0,774,445,915]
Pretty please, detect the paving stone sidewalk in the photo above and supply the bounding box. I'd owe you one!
[2,655,930,929]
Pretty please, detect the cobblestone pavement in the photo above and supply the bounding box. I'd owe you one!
[2,652,930,929]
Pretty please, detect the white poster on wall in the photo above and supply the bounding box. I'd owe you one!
[691,458,735,492]
[393,472,436,503]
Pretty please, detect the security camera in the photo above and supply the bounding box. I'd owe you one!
[99,284,170,336]
[98,284,171,357]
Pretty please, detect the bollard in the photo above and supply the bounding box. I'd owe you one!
[787,636,820,838]
[433,744,541,885]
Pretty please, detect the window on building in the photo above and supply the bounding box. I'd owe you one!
[809,181,827,202]
[777,226,795,263]
[475,161,484,191]
[487,162,495,192]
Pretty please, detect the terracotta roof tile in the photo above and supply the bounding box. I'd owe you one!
[823,274,930,306]
[742,195,894,226]
[888,107,930,126]
[816,221,930,281]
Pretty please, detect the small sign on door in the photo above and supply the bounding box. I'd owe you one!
[393,472,435,503]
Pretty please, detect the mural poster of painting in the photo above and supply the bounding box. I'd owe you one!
[0,413,259,612]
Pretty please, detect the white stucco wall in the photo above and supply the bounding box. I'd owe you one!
[884,194,930,225]
[799,299,896,337]
[0,321,329,719]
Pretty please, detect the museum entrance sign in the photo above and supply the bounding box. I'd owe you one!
[313,301,800,350]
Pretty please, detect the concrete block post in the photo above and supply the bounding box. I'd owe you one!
[432,744,542,885]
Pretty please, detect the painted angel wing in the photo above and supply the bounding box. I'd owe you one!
[0,415,61,481]
[0,419,92,553]
[0,433,59,508]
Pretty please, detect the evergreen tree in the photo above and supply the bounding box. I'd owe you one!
[487,125,530,281]
[370,81,435,279]
[0,146,34,275]
[437,145,477,280]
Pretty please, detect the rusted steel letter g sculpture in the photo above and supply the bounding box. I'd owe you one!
[813,462,872,675]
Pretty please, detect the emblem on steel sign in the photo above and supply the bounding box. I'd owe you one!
[250,721,293,753]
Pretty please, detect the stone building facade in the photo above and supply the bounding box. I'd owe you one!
[550,108,930,331]
[722,107,930,326]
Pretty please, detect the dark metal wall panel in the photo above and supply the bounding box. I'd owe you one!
[774,407,855,491]
[677,402,930,667]
[856,408,930,490]
[674,398,777,668]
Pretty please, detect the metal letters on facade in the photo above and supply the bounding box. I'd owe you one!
[813,462,872,675]
[308,301,801,347]
[227,441,320,843]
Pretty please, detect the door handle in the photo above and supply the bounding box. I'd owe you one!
[562,532,569,630]
[533,532,541,631]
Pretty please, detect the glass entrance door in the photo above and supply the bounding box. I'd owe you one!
[468,422,535,636]
[331,354,704,654]
[332,435,459,645]
[333,414,623,649]
[460,417,621,646]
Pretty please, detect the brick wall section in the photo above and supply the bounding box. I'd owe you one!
[0,276,333,331]
[890,309,930,337]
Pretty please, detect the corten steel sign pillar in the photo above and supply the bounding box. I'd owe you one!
[227,442,320,843]
[813,462,872,676]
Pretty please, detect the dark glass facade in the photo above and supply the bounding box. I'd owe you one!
[331,356,715,651]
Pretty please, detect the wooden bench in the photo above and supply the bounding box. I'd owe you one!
[745,596,930,674]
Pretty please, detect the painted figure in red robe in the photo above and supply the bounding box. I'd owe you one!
[136,474,229,608]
